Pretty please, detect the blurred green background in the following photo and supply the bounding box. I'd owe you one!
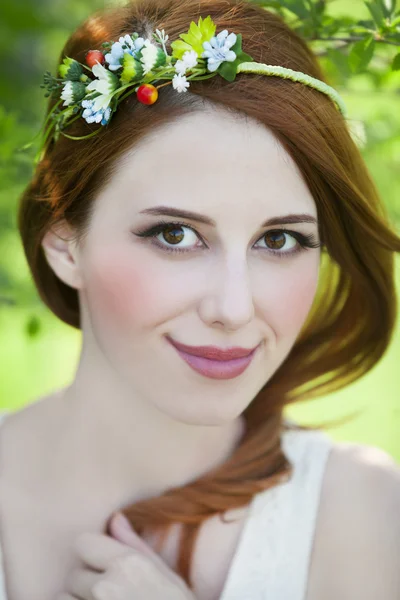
[0,0,399,461]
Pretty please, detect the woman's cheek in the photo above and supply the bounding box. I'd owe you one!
[82,243,319,338]
[83,246,163,328]
[265,260,320,336]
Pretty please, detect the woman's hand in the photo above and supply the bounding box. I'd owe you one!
[58,512,197,600]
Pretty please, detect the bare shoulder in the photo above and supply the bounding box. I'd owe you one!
[0,388,67,485]
[0,387,65,430]
[306,440,400,600]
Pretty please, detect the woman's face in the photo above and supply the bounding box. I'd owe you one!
[73,106,322,424]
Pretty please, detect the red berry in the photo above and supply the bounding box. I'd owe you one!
[85,50,105,68]
[137,84,159,105]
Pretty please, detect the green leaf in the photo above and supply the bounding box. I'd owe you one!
[364,1,386,27]
[277,0,310,19]
[171,15,217,59]
[314,0,326,17]
[355,19,376,29]
[348,35,376,73]
[392,52,400,70]
[217,61,239,82]
[231,33,253,62]
[303,0,326,29]
[170,39,193,60]
[377,0,397,18]
[253,0,285,9]
[325,47,353,80]
[25,315,41,338]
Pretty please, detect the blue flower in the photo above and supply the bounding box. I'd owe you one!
[202,30,237,72]
[105,35,146,71]
[81,99,112,125]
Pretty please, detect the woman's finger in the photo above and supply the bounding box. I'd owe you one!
[91,580,127,600]
[64,566,103,599]
[57,588,125,600]
[73,532,134,571]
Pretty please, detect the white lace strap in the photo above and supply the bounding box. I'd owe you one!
[220,429,333,600]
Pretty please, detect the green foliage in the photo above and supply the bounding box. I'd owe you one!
[257,0,400,70]
[25,314,41,338]
[348,34,376,72]
[217,34,254,81]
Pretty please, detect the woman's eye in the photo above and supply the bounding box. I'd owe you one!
[133,221,204,254]
[156,223,201,251]
[133,220,321,258]
[256,231,297,252]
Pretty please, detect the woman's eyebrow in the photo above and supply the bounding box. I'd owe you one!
[139,206,318,227]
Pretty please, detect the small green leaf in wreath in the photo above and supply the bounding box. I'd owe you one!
[171,15,217,59]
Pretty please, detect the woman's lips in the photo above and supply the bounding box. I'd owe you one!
[169,341,260,380]
[166,336,259,360]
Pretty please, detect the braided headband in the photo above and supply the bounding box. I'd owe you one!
[30,15,347,163]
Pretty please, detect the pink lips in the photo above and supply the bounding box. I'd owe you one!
[166,337,258,360]
[167,337,260,380]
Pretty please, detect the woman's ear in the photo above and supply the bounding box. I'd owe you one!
[41,222,84,290]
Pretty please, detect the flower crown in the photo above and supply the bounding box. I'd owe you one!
[28,15,347,164]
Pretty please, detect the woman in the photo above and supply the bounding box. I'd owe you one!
[1,0,399,598]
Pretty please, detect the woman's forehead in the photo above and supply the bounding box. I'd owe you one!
[98,109,314,207]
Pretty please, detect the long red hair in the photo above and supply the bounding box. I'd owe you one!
[17,0,400,589]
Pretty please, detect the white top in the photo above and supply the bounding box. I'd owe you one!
[0,411,333,600]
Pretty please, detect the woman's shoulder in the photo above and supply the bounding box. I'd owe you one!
[0,387,66,430]
[322,439,400,513]
[0,389,67,487]
[306,440,400,600]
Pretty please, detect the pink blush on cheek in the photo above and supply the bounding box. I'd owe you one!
[85,251,154,327]
[267,269,320,335]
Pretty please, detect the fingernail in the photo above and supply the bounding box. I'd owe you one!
[114,512,134,533]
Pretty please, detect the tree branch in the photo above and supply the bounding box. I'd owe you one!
[308,35,400,48]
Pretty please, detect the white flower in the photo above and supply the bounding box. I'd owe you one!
[87,62,119,95]
[202,30,237,72]
[155,28,169,53]
[172,73,190,93]
[140,39,159,75]
[174,60,186,75]
[155,28,169,43]
[60,81,74,106]
[174,50,198,75]
[86,62,119,111]
[183,50,198,69]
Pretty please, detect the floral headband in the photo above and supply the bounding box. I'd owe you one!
[27,15,347,164]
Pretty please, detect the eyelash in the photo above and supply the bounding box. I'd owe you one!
[133,220,322,259]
